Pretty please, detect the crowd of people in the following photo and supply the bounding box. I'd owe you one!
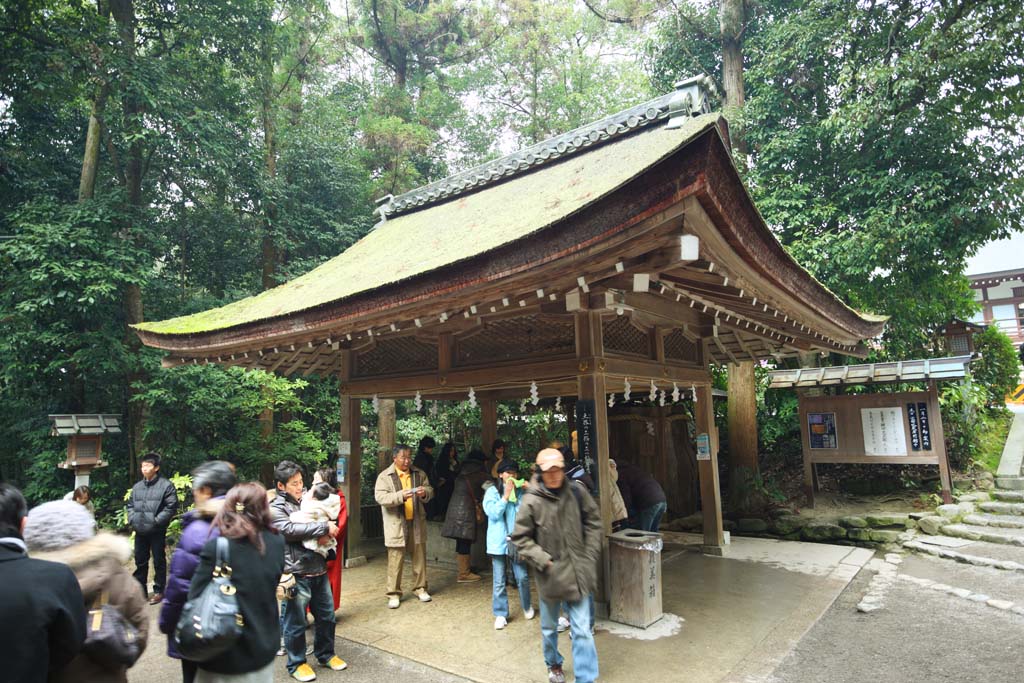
[0,434,666,683]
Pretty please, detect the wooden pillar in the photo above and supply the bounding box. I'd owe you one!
[727,361,759,511]
[377,398,396,473]
[695,382,725,554]
[930,381,954,504]
[575,309,612,609]
[338,349,363,552]
[481,399,497,454]
[339,395,362,548]
[579,371,613,607]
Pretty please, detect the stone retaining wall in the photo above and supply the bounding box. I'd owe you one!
[662,511,916,547]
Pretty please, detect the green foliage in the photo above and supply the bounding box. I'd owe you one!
[134,365,327,479]
[940,376,990,469]
[972,326,1023,407]
[649,0,1024,358]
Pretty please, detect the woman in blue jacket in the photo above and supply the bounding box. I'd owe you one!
[158,461,236,683]
[482,459,534,630]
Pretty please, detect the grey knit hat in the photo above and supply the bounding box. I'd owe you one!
[24,500,96,552]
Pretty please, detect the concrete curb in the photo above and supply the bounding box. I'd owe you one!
[996,405,1024,480]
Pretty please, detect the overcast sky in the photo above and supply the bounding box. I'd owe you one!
[965,231,1024,275]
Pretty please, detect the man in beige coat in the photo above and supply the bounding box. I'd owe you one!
[375,443,434,609]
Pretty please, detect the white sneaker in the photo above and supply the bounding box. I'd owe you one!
[494,616,507,630]
[387,596,400,609]
[415,590,432,603]
[524,607,535,620]
[557,616,570,633]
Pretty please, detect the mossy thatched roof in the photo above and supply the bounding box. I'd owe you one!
[135,114,721,337]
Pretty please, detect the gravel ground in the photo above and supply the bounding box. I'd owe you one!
[766,560,1023,683]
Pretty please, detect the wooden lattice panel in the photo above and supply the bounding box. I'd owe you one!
[455,314,575,366]
[664,329,698,363]
[354,336,438,377]
[603,315,651,357]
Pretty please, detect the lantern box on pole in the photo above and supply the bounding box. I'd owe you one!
[48,414,121,485]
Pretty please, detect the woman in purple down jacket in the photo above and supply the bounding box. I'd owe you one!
[159,461,236,683]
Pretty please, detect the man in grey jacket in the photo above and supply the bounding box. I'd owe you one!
[512,448,602,683]
[126,451,178,604]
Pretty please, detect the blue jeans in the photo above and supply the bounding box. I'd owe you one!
[560,594,594,631]
[540,596,599,683]
[491,555,531,617]
[636,501,667,532]
[282,573,335,673]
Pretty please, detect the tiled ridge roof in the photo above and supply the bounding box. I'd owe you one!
[377,75,716,220]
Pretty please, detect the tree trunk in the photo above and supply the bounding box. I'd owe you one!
[260,28,279,291]
[78,84,109,201]
[719,0,747,155]
[110,0,148,476]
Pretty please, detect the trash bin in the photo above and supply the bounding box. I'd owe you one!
[608,529,663,628]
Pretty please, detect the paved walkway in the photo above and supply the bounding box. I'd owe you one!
[129,535,870,683]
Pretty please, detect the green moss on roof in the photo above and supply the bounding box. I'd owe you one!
[135,114,722,337]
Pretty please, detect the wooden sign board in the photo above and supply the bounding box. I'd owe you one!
[575,399,600,494]
[797,384,952,506]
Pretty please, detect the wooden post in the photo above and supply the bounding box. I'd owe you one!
[930,381,954,504]
[339,395,362,550]
[481,399,497,454]
[338,350,363,553]
[377,398,396,473]
[726,361,759,474]
[695,382,725,554]
[575,308,612,612]
[578,371,613,610]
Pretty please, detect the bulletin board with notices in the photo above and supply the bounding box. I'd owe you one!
[797,387,952,506]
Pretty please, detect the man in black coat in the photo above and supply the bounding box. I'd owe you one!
[0,483,87,683]
[126,451,178,604]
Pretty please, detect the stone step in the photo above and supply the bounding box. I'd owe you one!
[996,476,1024,491]
[992,489,1024,502]
[962,513,1024,529]
[903,538,1024,573]
[939,523,1024,546]
[978,501,1024,516]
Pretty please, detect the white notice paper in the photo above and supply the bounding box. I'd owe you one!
[860,407,908,456]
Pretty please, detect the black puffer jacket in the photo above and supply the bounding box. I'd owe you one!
[440,456,490,542]
[269,491,329,577]
[127,476,178,534]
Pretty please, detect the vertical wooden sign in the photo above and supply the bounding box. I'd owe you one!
[575,398,600,494]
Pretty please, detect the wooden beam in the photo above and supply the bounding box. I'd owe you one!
[599,357,707,384]
[339,357,582,397]
[695,382,725,553]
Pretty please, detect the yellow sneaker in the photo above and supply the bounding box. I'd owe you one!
[291,663,317,681]
[322,655,348,671]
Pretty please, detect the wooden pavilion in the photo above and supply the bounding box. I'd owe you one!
[134,77,886,572]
